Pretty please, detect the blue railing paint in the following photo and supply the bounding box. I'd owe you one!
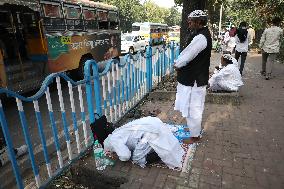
[84,60,96,124]
[170,41,175,73]
[48,111,61,155]
[0,101,24,189]
[33,101,51,175]
[17,103,41,187]
[61,112,71,144]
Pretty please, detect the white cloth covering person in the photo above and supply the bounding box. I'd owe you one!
[103,116,184,169]
[209,54,243,91]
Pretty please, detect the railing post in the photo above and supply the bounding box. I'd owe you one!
[16,98,41,187]
[0,100,24,189]
[85,60,101,123]
[149,46,153,90]
[157,50,161,83]
[84,60,95,124]
[163,44,166,76]
[176,43,180,59]
[93,63,102,116]
[170,41,175,73]
[146,46,151,92]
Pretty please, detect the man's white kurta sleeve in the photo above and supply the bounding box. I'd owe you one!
[109,138,131,161]
[175,34,207,68]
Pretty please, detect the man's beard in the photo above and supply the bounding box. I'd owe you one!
[188,28,198,37]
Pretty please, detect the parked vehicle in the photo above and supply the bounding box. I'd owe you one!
[0,0,120,93]
[167,31,180,44]
[121,34,147,54]
[132,22,168,46]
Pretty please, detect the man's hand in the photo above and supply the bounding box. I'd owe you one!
[105,151,118,160]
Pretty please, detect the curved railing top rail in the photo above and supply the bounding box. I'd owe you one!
[0,43,180,102]
[0,72,85,102]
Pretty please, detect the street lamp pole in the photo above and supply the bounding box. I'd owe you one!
[218,3,223,35]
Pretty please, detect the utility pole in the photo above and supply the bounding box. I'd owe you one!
[218,3,223,36]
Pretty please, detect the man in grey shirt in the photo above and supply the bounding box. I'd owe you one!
[259,17,283,80]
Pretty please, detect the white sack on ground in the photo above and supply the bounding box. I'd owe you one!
[103,116,185,169]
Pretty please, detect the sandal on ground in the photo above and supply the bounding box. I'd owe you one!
[182,136,201,144]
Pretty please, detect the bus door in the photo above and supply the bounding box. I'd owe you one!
[0,4,47,92]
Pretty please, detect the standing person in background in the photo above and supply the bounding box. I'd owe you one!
[173,10,212,144]
[222,26,236,54]
[248,25,255,49]
[235,22,249,75]
[259,17,283,80]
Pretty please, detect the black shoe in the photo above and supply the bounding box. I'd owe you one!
[265,73,271,80]
[260,71,266,76]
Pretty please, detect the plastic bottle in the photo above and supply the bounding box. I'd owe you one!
[93,140,106,170]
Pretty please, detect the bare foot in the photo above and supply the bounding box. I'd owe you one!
[183,137,201,144]
[184,127,190,132]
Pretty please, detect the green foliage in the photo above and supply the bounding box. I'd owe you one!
[225,0,284,29]
[102,0,144,32]
[100,0,181,32]
[164,7,181,26]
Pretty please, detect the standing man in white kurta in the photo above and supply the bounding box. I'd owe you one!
[173,10,212,144]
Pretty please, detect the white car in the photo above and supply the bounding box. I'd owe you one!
[121,34,147,54]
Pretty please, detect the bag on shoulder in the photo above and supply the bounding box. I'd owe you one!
[90,114,115,147]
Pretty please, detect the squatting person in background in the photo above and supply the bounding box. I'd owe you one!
[208,54,243,92]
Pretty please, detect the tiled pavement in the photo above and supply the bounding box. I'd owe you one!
[51,52,284,189]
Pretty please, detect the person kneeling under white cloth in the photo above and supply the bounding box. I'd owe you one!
[209,54,243,92]
[103,116,184,169]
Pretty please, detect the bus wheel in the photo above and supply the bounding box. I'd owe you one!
[129,47,134,54]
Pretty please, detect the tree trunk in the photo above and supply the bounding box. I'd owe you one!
[180,0,207,51]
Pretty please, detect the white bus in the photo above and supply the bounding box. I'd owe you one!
[132,22,168,45]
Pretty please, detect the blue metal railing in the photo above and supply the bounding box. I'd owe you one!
[0,43,179,189]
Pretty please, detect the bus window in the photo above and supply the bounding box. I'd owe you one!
[132,26,140,31]
[42,3,65,31]
[109,11,118,30]
[108,11,117,22]
[65,5,84,31]
[97,10,108,29]
[66,7,80,19]
[97,10,108,21]
[83,8,97,30]
[43,4,61,18]
[140,26,148,32]
[83,9,96,20]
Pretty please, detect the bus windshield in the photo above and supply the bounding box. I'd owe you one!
[132,26,140,31]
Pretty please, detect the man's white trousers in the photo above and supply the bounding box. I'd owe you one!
[174,82,206,137]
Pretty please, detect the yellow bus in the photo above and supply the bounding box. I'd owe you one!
[0,0,120,93]
[167,25,180,44]
[132,22,168,46]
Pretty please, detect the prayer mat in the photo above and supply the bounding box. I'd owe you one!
[150,124,199,173]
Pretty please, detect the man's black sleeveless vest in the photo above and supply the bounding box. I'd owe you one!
[177,27,212,87]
